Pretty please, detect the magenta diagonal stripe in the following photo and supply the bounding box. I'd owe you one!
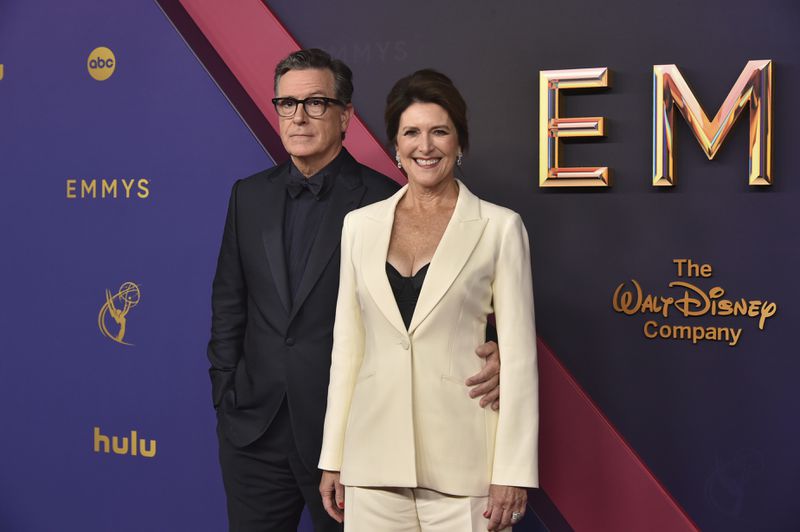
[176,0,404,184]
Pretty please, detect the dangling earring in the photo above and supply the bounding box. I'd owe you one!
[396,154,402,169]
[456,151,463,167]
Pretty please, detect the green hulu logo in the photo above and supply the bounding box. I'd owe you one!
[93,426,157,458]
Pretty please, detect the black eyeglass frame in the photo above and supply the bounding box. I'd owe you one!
[271,97,346,117]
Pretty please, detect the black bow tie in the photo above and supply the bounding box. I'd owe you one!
[286,172,324,199]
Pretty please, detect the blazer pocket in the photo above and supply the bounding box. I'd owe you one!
[345,372,378,441]
[436,375,489,472]
[356,371,376,383]
[440,373,464,385]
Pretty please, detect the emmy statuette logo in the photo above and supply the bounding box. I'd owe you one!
[98,281,141,345]
[87,46,116,81]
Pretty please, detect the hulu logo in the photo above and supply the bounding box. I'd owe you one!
[93,426,157,458]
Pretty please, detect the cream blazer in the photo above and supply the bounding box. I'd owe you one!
[318,180,538,496]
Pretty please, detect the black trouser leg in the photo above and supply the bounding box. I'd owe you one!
[218,401,342,532]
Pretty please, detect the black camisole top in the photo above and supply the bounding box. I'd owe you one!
[386,262,430,329]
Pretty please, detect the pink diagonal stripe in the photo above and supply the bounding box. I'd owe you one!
[538,338,700,531]
[178,0,404,183]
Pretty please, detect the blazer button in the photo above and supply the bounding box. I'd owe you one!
[285,337,295,346]
[400,339,410,350]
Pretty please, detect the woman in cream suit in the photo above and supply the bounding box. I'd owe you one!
[319,70,538,532]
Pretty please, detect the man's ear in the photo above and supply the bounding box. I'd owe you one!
[340,103,354,133]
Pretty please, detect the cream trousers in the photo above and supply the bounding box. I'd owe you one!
[343,486,510,532]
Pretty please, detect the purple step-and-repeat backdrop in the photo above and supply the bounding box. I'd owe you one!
[2,1,799,531]
[0,1,270,530]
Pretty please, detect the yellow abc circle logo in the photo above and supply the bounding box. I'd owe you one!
[87,47,116,81]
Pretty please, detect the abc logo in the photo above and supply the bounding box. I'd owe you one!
[87,47,116,81]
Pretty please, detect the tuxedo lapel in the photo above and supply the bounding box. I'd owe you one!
[289,153,367,322]
[408,181,487,333]
[259,168,291,314]
[362,187,409,336]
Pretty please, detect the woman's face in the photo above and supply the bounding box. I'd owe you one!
[395,102,460,189]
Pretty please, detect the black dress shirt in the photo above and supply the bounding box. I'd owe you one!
[283,150,346,303]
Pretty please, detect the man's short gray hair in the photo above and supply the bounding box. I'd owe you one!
[274,48,354,104]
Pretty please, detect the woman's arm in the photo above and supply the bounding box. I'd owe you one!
[318,214,367,521]
[318,213,367,471]
[484,212,539,529]
[490,212,539,486]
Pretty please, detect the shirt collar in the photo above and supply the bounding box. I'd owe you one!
[286,149,346,199]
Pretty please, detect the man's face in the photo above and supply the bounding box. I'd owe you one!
[275,68,352,171]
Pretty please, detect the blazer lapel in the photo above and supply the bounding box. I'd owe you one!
[362,187,409,336]
[260,169,291,314]
[408,181,487,333]
[289,154,367,322]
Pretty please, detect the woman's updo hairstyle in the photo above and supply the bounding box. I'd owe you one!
[384,69,469,152]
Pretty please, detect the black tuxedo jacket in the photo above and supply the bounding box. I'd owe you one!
[208,149,400,470]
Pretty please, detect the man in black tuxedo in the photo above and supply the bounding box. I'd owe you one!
[209,49,501,532]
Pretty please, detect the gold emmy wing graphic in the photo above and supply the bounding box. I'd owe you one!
[98,282,141,345]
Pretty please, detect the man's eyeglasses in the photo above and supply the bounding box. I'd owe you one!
[271,97,345,118]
